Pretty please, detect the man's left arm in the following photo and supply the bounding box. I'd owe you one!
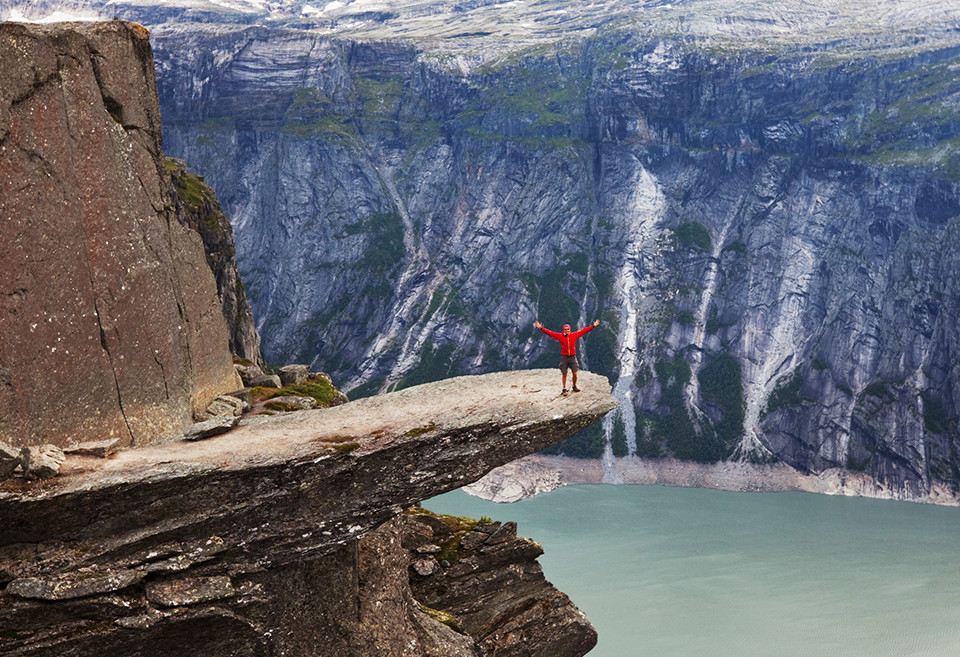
[573,320,600,338]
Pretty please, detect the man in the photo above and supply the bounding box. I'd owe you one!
[534,319,600,396]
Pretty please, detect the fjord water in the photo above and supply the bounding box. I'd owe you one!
[426,485,960,657]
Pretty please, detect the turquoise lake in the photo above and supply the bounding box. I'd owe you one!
[425,485,960,657]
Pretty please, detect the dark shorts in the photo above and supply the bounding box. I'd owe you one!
[559,355,579,375]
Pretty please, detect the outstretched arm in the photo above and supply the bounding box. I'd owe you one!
[535,321,563,340]
[572,320,600,338]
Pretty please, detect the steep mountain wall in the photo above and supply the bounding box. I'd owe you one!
[147,16,960,500]
[0,20,252,448]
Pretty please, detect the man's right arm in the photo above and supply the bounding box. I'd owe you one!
[539,327,562,340]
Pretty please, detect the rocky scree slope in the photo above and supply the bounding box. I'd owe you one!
[143,5,960,502]
[0,369,616,657]
[0,20,263,449]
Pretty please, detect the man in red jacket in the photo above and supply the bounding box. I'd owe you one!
[534,319,600,396]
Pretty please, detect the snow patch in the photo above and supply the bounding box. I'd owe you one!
[6,8,101,23]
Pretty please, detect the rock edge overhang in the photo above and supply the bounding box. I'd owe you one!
[0,369,616,594]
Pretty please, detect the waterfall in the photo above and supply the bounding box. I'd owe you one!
[602,163,665,481]
[739,235,816,454]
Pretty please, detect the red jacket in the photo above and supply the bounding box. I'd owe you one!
[540,325,594,356]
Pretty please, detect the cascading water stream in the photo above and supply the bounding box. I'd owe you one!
[601,164,664,482]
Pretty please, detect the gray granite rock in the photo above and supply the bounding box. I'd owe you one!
[20,444,66,480]
[62,438,123,459]
[279,364,310,387]
[264,395,318,412]
[0,370,615,657]
[248,374,281,389]
[183,415,240,441]
[235,364,264,385]
[0,441,20,480]
[205,395,244,418]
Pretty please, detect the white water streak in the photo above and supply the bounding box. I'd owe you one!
[739,237,817,453]
[602,164,665,481]
[351,161,434,388]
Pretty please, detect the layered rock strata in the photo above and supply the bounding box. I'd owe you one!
[0,369,616,656]
[405,509,597,657]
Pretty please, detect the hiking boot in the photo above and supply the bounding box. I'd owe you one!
[561,388,569,397]
[572,385,581,392]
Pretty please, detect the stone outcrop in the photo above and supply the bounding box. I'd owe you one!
[166,158,264,367]
[0,369,617,656]
[0,20,243,450]
[404,509,597,657]
[19,444,65,479]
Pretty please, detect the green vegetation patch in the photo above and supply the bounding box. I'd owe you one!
[922,393,954,434]
[198,116,235,131]
[339,212,405,276]
[331,442,360,453]
[280,116,356,140]
[674,221,713,252]
[611,414,628,458]
[533,262,584,336]
[722,240,748,256]
[699,353,745,456]
[861,380,895,402]
[264,399,300,412]
[586,318,619,380]
[540,421,605,459]
[651,355,701,461]
[268,378,339,406]
[764,369,814,416]
[675,309,696,326]
[174,170,213,208]
[396,342,459,390]
[354,76,404,116]
[350,377,385,400]
[418,603,462,631]
[404,423,436,437]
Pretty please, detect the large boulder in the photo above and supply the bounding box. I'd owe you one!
[0,21,241,450]
[279,364,310,387]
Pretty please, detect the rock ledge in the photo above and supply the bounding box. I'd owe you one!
[0,369,615,657]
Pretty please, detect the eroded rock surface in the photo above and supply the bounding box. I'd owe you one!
[0,21,242,449]
[0,369,616,656]
[404,510,597,657]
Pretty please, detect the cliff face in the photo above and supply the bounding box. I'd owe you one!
[133,4,960,500]
[166,158,263,366]
[0,370,616,656]
[0,20,250,449]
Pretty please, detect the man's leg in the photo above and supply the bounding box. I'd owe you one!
[561,371,567,389]
[572,371,578,391]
